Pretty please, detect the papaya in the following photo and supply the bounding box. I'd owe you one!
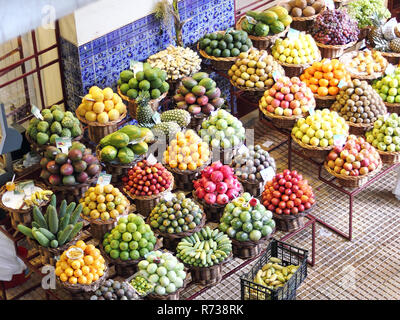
[118,125,141,141]
[100,145,118,162]
[130,142,148,155]
[270,20,285,34]
[259,11,278,24]
[110,132,130,148]
[246,10,260,21]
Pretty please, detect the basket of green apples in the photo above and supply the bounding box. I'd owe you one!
[372,67,400,114]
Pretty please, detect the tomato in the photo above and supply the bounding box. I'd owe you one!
[271,198,279,206]
[283,169,291,176]
[128,180,133,186]
[301,195,309,203]
[272,191,281,198]
[279,201,286,209]
[268,204,275,211]
[292,185,299,193]
[286,200,294,209]
[283,208,291,215]
[304,202,311,210]
[276,174,284,180]
[291,207,299,215]
[285,182,292,189]
[296,190,303,198]
[279,178,286,186]
[279,186,286,193]
[298,204,305,212]
[281,195,289,202]
[289,193,297,201]
[275,208,283,215]
[294,198,302,206]
[285,189,292,196]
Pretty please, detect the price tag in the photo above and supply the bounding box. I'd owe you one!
[287,28,300,40]
[272,70,282,82]
[163,192,174,201]
[385,64,396,75]
[319,229,332,237]
[210,110,218,117]
[97,172,112,186]
[308,106,315,115]
[238,145,249,155]
[31,105,44,120]
[258,51,268,62]
[152,112,161,124]
[337,79,347,88]
[55,137,71,153]
[14,180,34,196]
[246,16,257,24]
[333,134,346,147]
[326,0,335,10]
[260,167,275,182]
[130,60,143,76]
[263,140,273,148]
[147,153,157,165]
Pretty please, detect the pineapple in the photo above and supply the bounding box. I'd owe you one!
[136,91,155,128]
[160,109,191,127]
[368,13,390,52]
[389,38,400,53]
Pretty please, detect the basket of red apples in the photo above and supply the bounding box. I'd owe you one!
[259,76,315,129]
[261,169,316,232]
[192,161,243,223]
[122,160,174,217]
[324,135,382,188]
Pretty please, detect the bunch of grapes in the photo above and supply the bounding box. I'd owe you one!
[311,9,360,45]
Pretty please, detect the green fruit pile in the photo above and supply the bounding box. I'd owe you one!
[241,6,291,37]
[199,109,245,149]
[99,125,153,164]
[148,192,204,234]
[129,276,154,296]
[27,105,82,145]
[118,63,169,100]
[199,29,252,58]
[372,67,400,104]
[18,194,83,248]
[176,226,232,267]
[136,250,187,296]
[219,193,275,242]
[366,113,400,152]
[102,214,157,261]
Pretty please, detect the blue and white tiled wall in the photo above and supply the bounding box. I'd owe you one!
[60,0,235,111]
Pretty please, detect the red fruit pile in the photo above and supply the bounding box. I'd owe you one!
[262,169,315,215]
[194,161,242,205]
[122,160,172,197]
[326,135,380,176]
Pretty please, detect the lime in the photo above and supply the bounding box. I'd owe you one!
[119,241,129,251]
[104,244,112,253]
[133,215,145,226]
[110,239,120,249]
[139,238,148,248]
[138,225,147,234]
[110,249,120,259]
[120,251,130,261]
[127,222,137,233]
[133,231,142,241]
[240,211,251,222]
[143,231,153,241]
[127,213,136,222]
[118,223,127,233]
[147,263,158,274]
[147,242,154,251]
[129,240,139,250]
[122,232,132,242]
[130,250,140,260]
[139,80,151,91]
[139,248,149,257]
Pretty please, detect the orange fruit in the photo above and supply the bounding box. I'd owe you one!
[329,78,339,87]
[328,86,339,95]
[307,66,316,75]
[93,273,99,281]
[309,84,318,93]
[309,77,319,85]
[81,266,90,275]
[321,63,333,73]
[314,71,323,80]
[323,72,334,80]
[75,240,87,251]
[179,163,187,170]
[71,260,81,270]
[87,273,94,282]
[91,249,101,259]
[69,276,78,285]
[65,267,74,277]
[97,269,104,277]
[318,79,329,87]
[60,261,69,270]
[84,255,94,266]
[331,59,340,69]
[303,71,311,79]
[74,269,83,278]
[169,160,178,168]
[85,244,96,254]
[78,275,88,285]
[55,267,63,276]
[334,70,344,79]
[312,61,322,70]
[59,273,68,282]
[300,74,306,81]
[317,87,329,96]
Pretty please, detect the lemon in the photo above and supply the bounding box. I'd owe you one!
[85,111,97,122]
[108,109,120,121]
[92,89,104,102]
[112,93,121,105]
[97,202,107,212]
[89,86,101,95]
[88,201,97,210]
[77,104,87,117]
[90,210,100,219]
[94,184,104,194]
[101,212,110,221]
[104,184,113,193]
[103,87,114,100]
[104,100,114,112]
[89,192,97,201]
[105,194,114,202]
[110,209,119,219]
[114,102,126,115]
[96,194,106,203]
[97,112,109,124]
[93,102,105,114]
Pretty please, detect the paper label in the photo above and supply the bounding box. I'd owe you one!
[287,28,300,40]
[333,134,346,147]
[272,70,282,82]
[326,0,335,10]
[15,180,34,196]
[263,141,273,148]
[147,153,157,165]
[152,112,161,124]
[31,105,44,120]
[128,136,145,145]
[238,145,249,155]
[81,95,95,102]
[55,137,71,153]
[308,106,315,115]
[258,51,268,62]
[163,192,174,201]
[246,16,257,24]
[385,64,396,75]
[130,60,143,76]
[260,167,275,182]
[97,172,112,186]
[337,79,347,88]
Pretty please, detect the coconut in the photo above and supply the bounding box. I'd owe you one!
[291,7,303,17]
[303,6,315,17]
[295,0,307,10]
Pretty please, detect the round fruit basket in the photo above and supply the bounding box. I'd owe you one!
[314,94,337,109]
[277,60,313,78]
[366,45,400,66]
[236,16,289,50]
[289,6,326,32]
[347,121,374,136]
[0,181,50,230]
[118,86,167,119]
[42,173,100,203]
[273,205,314,232]
[324,160,383,188]
[339,51,386,81]
[231,232,274,259]
[25,126,84,154]
[81,206,129,241]
[58,265,109,298]
[384,102,400,114]
[146,273,190,300]
[123,172,174,218]
[291,133,332,160]
[75,109,127,144]
[147,212,206,252]
[315,40,358,59]
[182,253,232,287]
[187,113,207,132]
[99,238,162,277]
[211,142,244,165]
[229,79,266,103]
[377,149,400,164]
[259,108,306,130]
[163,160,210,192]
[236,176,265,198]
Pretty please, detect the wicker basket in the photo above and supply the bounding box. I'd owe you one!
[378,150,400,164]
[231,233,273,259]
[289,6,326,32]
[384,102,400,114]
[278,61,311,78]
[324,160,382,188]
[236,16,289,49]
[37,233,82,266]
[0,181,50,230]
[164,160,210,192]
[75,109,127,144]
[118,87,167,119]
[366,44,400,65]
[230,79,267,103]
[148,213,206,252]
[123,172,174,218]
[339,51,387,81]
[315,40,358,59]
[273,206,313,232]
[291,133,332,160]
[13,161,41,178]
[314,94,337,109]
[146,275,189,300]
[25,127,84,154]
[236,177,265,198]
[348,121,374,136]
[259,109,305,130]
[187,113,206,132]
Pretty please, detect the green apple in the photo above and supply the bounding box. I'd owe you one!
[378,142,387,151]
[306,127,315,138]
[380,85,389,94]
[387,144,396,152]
[384,135,392,145]
[388,88,397,96]
[301,135,310,144]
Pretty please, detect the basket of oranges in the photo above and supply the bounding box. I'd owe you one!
[80,184,130,240]
[56,241,108,297]
[163,130,211,191]
[75,86,127,144]
[300,59,352,109]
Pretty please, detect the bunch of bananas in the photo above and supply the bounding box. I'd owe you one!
[24,190,53,207]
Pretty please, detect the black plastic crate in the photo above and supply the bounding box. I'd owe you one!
[240,239,308,300]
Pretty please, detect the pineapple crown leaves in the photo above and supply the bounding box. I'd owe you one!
[136,91,151,107]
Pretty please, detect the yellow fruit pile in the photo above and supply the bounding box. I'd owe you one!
[80,184,130,221]
[163,130,210,171]
[56,241,106,285]
[346,50,388,76]
[76,86,127,124]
